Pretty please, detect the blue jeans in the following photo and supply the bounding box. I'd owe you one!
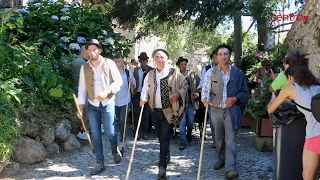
[210,106,237,173]
[115,104,129,140]
[87,102,118,165]
[208,105,216,142]
[179,104,195,142]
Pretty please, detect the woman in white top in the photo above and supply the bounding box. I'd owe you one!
[113,54,136,142]
[268,65,320,180]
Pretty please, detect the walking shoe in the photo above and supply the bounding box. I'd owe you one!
[213,160,225,170]
[101,124,105,134]
[158,166,166,180]
[186,134,192,143]
[90,164,106,175]
[112,150,122,164]
[143,134,148,140]
[76,131,88,140]
[179,141,187,150]
[212,141,216,148]
[166,153,170,164]
[225,170,239,179]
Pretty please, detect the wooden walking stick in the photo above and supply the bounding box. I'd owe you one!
[197,103,209,180]
[120,83,131,156]
[72,94,94,150]
[125,104,144,180]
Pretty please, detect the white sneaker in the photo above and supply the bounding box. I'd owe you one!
[101,124,105,134]
[76,131,88,140]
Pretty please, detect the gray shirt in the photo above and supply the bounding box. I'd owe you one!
[293,83,320,138]
[71,56,86,92]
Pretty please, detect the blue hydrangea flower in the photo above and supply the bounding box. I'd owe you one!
[60,16,70,21]
[60,8,69,13]
[28,0,35,3]
[101,30,108,36]
[56,2,63,6]
[105,37,114,45]
[48,0,54,4]
[34,3,42,8]
[69,43,81,50]
[18,8,29,13]
[60,36,69,43]
[63,4,70,8]
[77,36,86,43]
[51,15,59,20]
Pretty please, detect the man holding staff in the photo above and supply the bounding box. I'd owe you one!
[202,44,249,179]
[140,49,188,179]
[77,39,123,175]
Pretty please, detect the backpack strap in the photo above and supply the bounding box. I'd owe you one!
[205,65,211,72]
[291,83,312,112]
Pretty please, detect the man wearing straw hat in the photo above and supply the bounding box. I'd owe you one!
[77,39,123,175]
[202,44,249,179]
[140,49,188,179]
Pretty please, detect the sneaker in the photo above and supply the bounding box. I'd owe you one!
[76,131,88,140]
[90,164,106,175]
[101,124,105,134]
[112,149,122,164]
[225,170,239,179]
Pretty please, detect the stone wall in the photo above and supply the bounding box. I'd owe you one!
[285,0,320,75]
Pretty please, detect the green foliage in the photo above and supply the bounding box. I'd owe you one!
[4,0,130,58]
[0,79,22,104]
[20,62,74,109]
[112,0,244,30]
[0,92,19,163]
[248,76,273,119]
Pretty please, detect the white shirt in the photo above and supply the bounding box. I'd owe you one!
[201,65,231,109]
[200,64,213,88]
[141,66,170,108]
[115,70,136,107]
[78,59,122,107]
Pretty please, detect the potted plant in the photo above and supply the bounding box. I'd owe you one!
[247,72,273,137]
[242,109,253,127]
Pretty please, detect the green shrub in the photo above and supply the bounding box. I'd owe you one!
[4,0,130,58]
[0,91,19,163]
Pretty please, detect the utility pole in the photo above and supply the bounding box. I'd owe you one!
[234,14,242,67]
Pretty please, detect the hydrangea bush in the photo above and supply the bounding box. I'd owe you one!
[4,0,131,57]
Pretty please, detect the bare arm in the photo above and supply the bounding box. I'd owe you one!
[267,84,295,113]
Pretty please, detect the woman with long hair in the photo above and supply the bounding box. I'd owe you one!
[268,65,320,180]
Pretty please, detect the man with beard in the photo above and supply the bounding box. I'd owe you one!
[77,39,123,175]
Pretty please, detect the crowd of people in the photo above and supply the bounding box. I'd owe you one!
[71,39,319,180]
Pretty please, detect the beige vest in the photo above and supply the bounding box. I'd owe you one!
[210,66,224,107]
[83,57,114,101]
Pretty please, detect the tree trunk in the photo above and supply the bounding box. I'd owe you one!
[257,18,268,45]
[234,15,242,67]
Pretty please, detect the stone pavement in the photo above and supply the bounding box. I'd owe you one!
[7,126,273,180]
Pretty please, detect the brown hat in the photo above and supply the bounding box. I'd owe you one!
[86,39,102,50]
[138,52,149,60]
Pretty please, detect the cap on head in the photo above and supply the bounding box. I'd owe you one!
[176,57,188,66]
[152,48,170,59]
[86,39,102,50]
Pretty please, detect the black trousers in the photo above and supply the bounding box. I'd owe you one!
[151,109,172,168]
[132,92,150,136]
